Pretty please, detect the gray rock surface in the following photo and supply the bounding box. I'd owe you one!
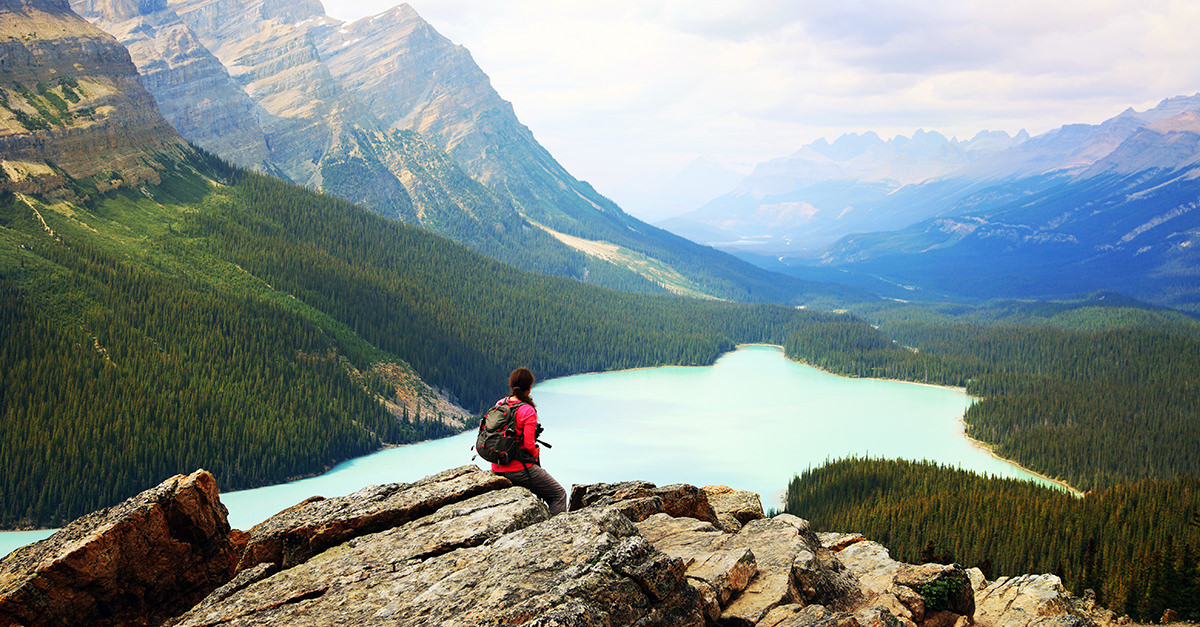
[759,603,863,627]
[570,480,721,525]
[236,464,510,571]
[636,513,758,621]
[174,489,704,626]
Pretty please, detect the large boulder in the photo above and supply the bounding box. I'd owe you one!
[235,464,510,571]
[173,489,705,626]
[637,513,759,622]
[637,512,861,626]
[0,470,240,627]
[569,480,721,525]
[704,485,766,532]
[974,574,1093,627]
[721,515,862,625]
[832,536,974,627]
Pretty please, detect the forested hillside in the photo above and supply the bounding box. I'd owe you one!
[787,458,1200,622]
[0,153,840,528]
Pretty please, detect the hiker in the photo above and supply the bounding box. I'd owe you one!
[488,367,568,515]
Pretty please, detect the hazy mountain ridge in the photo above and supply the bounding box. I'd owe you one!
[663,94,1200,311]
[662,128,1030,252]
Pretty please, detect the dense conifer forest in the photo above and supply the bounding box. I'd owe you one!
[787,458,1200,622]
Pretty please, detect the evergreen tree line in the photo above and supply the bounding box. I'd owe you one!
[786,458,1200,622]
[783,317,1200,491]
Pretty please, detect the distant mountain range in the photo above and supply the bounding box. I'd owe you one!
[661,128,1031,252]
[68,0,846,304]
[664,95,1200,313]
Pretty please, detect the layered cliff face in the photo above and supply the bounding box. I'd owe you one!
[0,0,188,193]
[71,0,270,169]
[70,0,581,277]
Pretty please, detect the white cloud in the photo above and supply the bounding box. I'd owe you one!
[325,0,1200,219]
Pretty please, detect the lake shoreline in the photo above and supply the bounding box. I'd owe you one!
[959,424,1086,497]
[772,343,1084,496]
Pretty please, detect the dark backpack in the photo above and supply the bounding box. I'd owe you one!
[474,401,534,465]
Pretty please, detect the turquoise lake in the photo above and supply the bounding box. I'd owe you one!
[0,344,1052,556]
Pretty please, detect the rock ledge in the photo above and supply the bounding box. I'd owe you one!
[1,468,1121,627]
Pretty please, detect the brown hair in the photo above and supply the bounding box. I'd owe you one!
[509,367,535,407]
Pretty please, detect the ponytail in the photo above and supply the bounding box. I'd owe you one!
[509,367,536,407]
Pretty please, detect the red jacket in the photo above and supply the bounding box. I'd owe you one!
[490,398,539,472]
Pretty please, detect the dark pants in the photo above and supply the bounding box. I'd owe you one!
[498,465,568,515]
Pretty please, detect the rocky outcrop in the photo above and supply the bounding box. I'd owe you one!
[704,484,767,532]
[974,574,1119,627]
[235,465,511,571]
[0,466,1122,627]
[569,480,722,526]
[173,491,705,627]
[636,512,862,625]
[0,0,189,193]
[0,470,239,627]
[828,533,977,627]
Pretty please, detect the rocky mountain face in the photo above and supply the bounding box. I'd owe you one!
[67,0,626,287]
[0,0,189,195]
[68,0,270,169]
[0,466,1121,627]
[68,0,826,303]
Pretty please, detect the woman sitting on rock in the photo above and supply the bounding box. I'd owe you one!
[489,367,567,515]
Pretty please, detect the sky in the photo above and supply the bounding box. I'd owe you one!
[324,1,1200,220]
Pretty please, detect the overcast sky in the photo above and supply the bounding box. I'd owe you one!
[325,1,1200,220]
